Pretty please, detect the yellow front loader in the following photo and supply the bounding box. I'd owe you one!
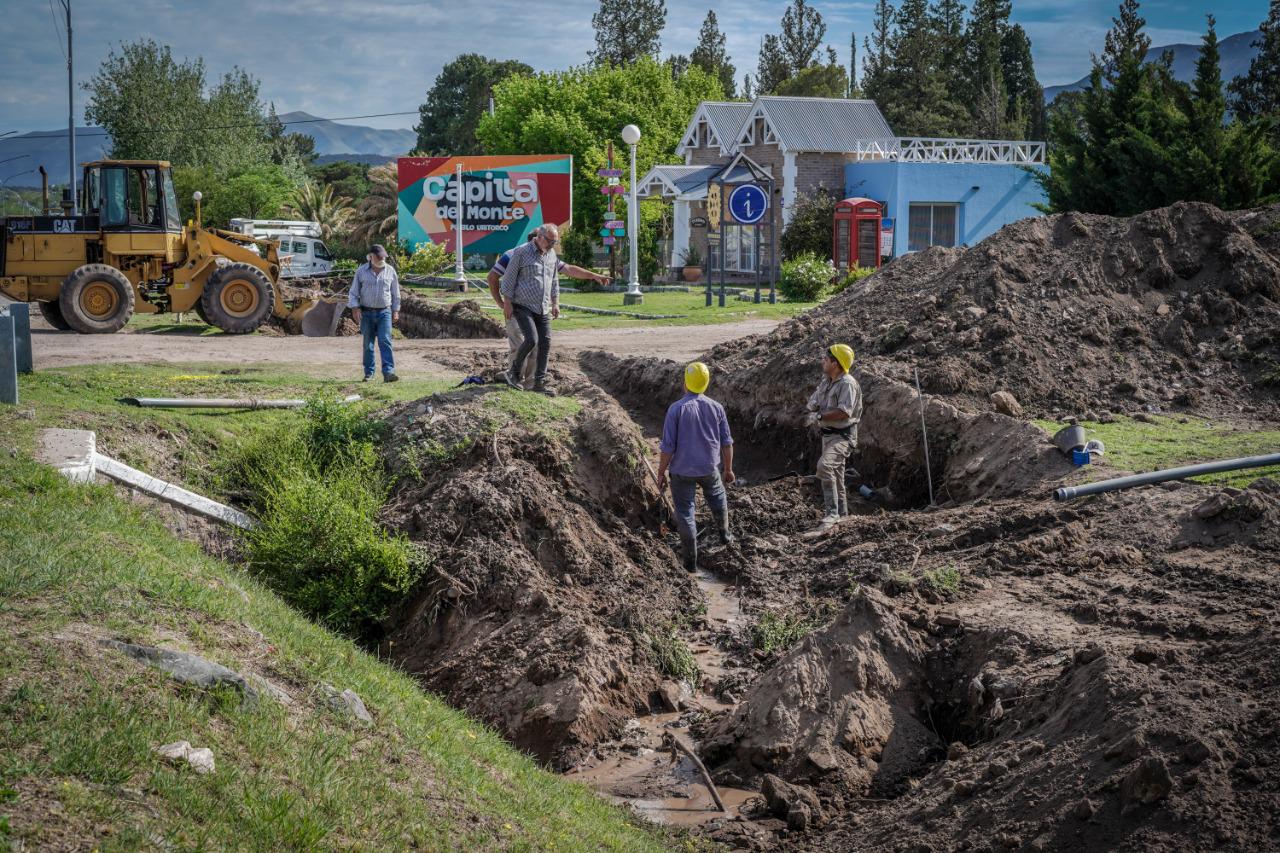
[0,160,328,334]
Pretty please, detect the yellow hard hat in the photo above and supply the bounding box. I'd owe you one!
[685,361,711,394]
[828,344,855,373]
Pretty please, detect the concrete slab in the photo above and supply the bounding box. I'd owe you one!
[37,428,97,483]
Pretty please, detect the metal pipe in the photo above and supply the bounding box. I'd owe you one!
[65,0,76,216]
[1054,453,1280,502]
[39,166,48,214]
[914,367,934,506]
[120,394,361,409]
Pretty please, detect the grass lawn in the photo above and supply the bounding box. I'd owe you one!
[1035,415,1280,489]
[0,365,672,851]
[406,285,821,330]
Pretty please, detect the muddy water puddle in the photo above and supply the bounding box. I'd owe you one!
[566,567,758,826]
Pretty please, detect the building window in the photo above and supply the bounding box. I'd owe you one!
[908,204,957,251]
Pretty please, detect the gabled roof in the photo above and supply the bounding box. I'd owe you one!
[733,96,895,153]
[676,101,754,156]
[637,160,764,200]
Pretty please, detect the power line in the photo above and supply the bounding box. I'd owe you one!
[0,110,420,144]
[47,0,67,60]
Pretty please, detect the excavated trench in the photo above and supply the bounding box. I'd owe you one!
[369,356,1280,847]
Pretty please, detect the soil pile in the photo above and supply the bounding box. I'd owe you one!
[377,380,695,766]
[710,201,1280,421]
[694,474,1280,851]
[396,295,504,339]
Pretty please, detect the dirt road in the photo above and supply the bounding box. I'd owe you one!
[23,318,780,374]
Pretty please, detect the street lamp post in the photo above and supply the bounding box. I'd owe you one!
[621,124,643,306]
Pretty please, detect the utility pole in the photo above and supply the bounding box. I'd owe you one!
[64,0,76,215]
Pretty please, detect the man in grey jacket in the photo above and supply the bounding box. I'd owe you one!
[347,244,401,382]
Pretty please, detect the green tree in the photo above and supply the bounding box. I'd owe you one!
[879,0,969,136]
[1039,3,1278,214]
[477,58,722,270]
[202,165,295,227]
[1001,25,1046,140]
[756,35,792,94]
[1229,1,1280,124]
[965,0,1022,138]
[690,11,736,97]
[282,182,355,240]
[848,31,859,96]
[775,58,851,98]
[84,39,273,173]
[780,188,838,260]
[861,0,896,108]
[308,161,373,206]
[590,0,667,66]
[349,164,399,245]
[415,54,533,155]
[780,0,826,71]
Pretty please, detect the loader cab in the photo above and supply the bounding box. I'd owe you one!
[83,161,181,232]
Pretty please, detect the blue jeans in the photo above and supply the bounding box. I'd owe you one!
[511,304,551,385]
[359,308,395,377]
[670,471,727,568]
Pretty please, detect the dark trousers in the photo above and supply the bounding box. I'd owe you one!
[670,471,727,568]
[511,304,551,385]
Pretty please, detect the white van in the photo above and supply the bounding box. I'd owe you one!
[228,219,335,278]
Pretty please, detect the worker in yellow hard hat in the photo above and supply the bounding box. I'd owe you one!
[802,344,863,536]
[656,361,736,572]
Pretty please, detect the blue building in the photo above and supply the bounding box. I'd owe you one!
[638,98,1048,277]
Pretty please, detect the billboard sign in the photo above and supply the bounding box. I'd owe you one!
[397,155,573,255]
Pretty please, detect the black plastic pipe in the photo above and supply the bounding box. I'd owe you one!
[1054,452,1280,501]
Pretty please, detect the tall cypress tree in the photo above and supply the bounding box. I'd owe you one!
[589,0,667,66]
[756,35,792,94]
[965,0,1019,138]
[1229,1,1280,122]
[1001,24,1046,139]
[690,11,736,97]
[779,0,827,71]
[861,0,896,107]
[879,0,968,135]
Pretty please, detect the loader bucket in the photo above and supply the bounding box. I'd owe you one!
[290,298,345,337]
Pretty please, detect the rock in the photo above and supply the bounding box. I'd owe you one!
[1104,731,1147,763]
[153,740,215,775]
[1120,757,1173,809]
[1155,303,1170,316]
[247,674,293,706]
[321,684,373,723]
[656,681,684,713]
[787,803,812,832]
[952,778,978,796]
[1073,797,1096,820]
[1074,643,1104,665]
[935,613,963,627]
[103,641,257,704]
[1131,644,1162,665]
[761,773,824,824]
[963,305,987,323]
[947,742,969,761]
[1194,493,1232,520]
[985,761,1009,779]
[807,749,839,772]
[990,391,1024,418]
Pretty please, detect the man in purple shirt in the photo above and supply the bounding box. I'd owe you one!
[656,362,736,572]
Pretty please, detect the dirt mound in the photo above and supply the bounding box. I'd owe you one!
[709,201,1280,420]
[396,295,504,339]
[585,352,1071,507]
[696,473,1280,850]
[703,588,938,798]
[377,380,696,766]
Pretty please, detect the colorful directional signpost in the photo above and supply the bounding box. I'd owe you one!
[597,144,627,248]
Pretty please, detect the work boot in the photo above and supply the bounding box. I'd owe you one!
[383,373,400,383]
[501,369,521,389]
[712,510,735,546]
[803,483,841,538]
[837,496,848,517]
[532,383,558,397]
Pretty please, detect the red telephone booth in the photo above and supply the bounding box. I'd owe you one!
[833,198,883,272]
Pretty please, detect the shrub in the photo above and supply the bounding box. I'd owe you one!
[922,565,962,595]
[300,395,384,469]
[779,188,837,261]
[560,228,595,267]
[833,264,877,294]
[678,245,702,268]
[779,252,836,302]
[243,455,422,640]
[393,241,454,275]
[750,611,819,653]
[333,258,358,272]
[646,627,700,684]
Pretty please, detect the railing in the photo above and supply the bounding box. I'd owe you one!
[854,137,1046,165]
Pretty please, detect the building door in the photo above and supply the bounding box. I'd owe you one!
[908,204,958,251]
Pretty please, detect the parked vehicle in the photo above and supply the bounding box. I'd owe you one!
[227,219,335,278]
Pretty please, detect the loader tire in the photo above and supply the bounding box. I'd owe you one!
[37,300,72,331]
[59,264,135,334]
[201,263,272,334]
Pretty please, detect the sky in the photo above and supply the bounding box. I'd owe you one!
[0,0,1269,134]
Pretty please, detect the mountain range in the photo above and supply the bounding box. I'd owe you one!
[0,112,415,186]
[1043,29,1263,103]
